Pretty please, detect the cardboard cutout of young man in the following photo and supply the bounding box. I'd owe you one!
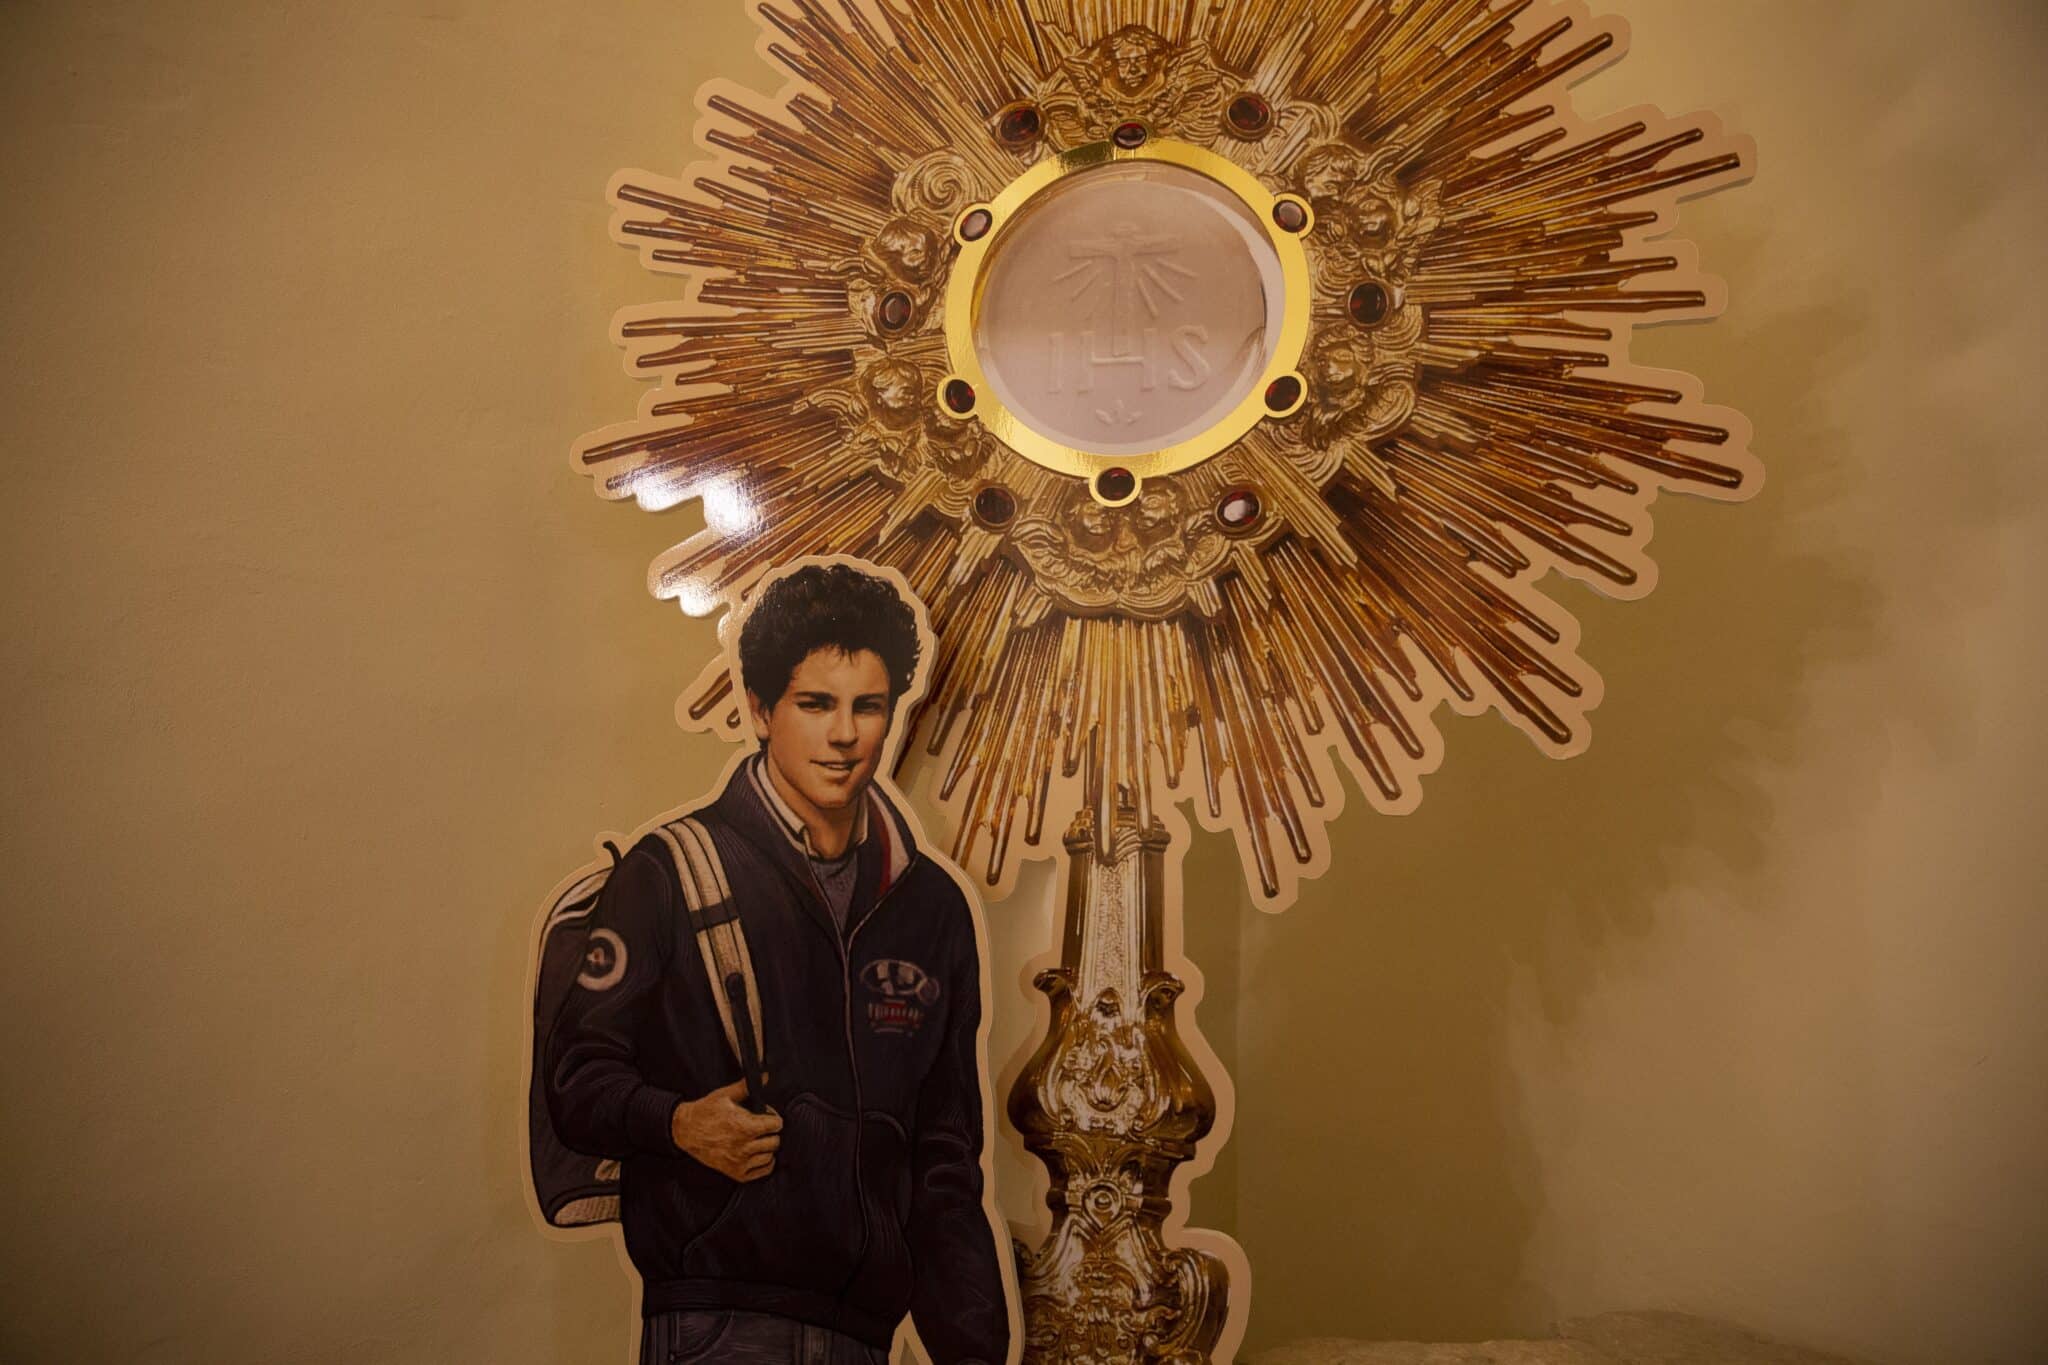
[528,559,1016,1365]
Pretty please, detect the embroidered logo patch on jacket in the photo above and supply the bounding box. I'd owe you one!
[576,928,627,992]
[860,958,941,1035]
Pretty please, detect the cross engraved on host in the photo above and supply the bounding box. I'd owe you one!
[971,160,1282,456]
[1047,222,1212,411]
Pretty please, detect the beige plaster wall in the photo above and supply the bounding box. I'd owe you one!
[0,3,2038,1364]
[1231,4,2048,1362]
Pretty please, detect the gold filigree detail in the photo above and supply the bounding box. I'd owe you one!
[1295,142,1444,290]
[1272,323,1423,492]
[1305,329,1417,445]
[1038,26,1229,147]
[1010,808,1231,1363]
[1268,141,1442,490]
[843,153,984,340]
[894,149,982,219]
[1054,989,1154,1130]
[802,353,991,515]
[1010,483,1230,620]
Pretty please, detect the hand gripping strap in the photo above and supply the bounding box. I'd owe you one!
[652,819,763,1075]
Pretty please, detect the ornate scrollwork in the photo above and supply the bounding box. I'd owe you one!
[1257,140,1442,488]
[1295,142,1444,289]
[843,153,983,339]
[893,149,980,218]
[1302,329,1419,448]
[843,217,948,337]
[816,154,1003,509]
[802,353,991,507]
[1038,26,1229,146]
[1053,987,1159,1131]
[1269,318,1424,491]
[1010,808,1231,1364]
[1010,482,1230,619]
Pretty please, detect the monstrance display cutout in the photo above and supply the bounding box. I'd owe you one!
[573,3,1756,1359]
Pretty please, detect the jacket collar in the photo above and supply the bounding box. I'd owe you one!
[746,752,867,853]
[721,752,918,897]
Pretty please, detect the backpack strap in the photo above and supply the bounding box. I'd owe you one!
[651,818,766,1099]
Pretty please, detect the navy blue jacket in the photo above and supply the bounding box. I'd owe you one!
[544,756,1008,1363]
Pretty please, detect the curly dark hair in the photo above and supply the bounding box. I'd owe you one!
[738,563,923,709]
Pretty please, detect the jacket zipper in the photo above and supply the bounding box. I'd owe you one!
[805,849,918,1305]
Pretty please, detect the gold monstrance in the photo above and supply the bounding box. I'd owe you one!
[575,3,1755,1358]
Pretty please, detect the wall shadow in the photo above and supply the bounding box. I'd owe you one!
[1228,228,1886,1350]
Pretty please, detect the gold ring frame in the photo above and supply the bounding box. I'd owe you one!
[940,132,1314,500]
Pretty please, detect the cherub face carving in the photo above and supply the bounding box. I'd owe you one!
[1057,485,1181,562]
[860,357,926,430]
[1065,498,1118,556]
[1107,27,1166,95]
[1309,335,1367,408]
[1299,146,1367,206]
[871,218,941,283]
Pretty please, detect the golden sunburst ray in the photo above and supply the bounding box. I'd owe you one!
[576,0,1757,909]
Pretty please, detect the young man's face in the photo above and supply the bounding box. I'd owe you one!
[748,647,894,817]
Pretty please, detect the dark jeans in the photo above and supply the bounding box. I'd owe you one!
[640,1310,890,1365]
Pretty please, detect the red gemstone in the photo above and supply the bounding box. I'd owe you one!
[1264,375,1302,413]
[1112,121,1147,149]
[972,484,1017,527]
[878,291,914,331]
[1272,198,1309,233]
[957,207,992,242]
[943,378,976,414]
[1226,92,1272,137]
[1347,280,1392,327]
[1096,467,1137,501]
[1217,487,1262,530]
[996,103,1042,148]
